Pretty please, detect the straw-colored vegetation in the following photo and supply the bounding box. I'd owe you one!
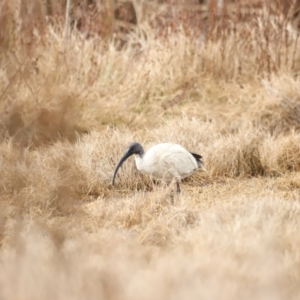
[1,0,300,299]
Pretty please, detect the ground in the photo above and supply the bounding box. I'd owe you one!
[0,1,300,299]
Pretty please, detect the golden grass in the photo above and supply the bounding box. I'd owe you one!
[1,0,300,299]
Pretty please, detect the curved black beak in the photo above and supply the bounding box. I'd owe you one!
[112,150,134,186]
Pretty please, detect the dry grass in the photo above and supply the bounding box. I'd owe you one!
[1,0,300,299]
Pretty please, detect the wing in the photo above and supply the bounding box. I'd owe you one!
[159,145,198,180]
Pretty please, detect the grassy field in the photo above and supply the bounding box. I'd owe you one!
[1,0,300,299]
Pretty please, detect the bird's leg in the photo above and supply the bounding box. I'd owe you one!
[167,178,177,204]
[168,178,180,205]
[170,192,175,205]
[170,182,180,205]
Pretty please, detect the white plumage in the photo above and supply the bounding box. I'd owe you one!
[112,142,206,193]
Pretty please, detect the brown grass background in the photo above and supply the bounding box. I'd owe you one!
[0,0,300,299]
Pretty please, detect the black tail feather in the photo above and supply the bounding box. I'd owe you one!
[190,152,202,162]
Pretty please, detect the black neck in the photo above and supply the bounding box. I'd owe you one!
[137,145,144,157]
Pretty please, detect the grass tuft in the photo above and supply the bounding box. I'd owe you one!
[1,0,300,299]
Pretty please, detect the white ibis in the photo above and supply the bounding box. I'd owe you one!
[112,142,206,193]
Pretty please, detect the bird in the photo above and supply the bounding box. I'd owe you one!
[112,142,206,193]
